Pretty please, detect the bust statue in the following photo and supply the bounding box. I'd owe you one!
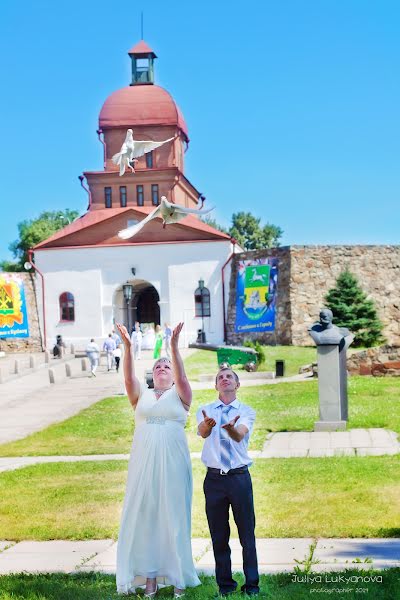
[308,308,352,351]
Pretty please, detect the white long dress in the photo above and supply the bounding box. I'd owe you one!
[116,384,201,594]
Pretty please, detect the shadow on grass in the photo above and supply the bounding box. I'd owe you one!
[376,528,400,537]
[0,571,399,599]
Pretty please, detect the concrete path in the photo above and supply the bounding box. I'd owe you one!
[1,425,399,474]
[0,350,164,444]
[260,429,400,458]
[0,538,398,575]
[0,451,263,474]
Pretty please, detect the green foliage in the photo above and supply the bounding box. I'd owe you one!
[243,340,266,364]
[1,456,400,540]
[325,269,385,347]
[0,209,80,272]
[229,211,283,250]
[199,215,228,233]
[0,571,398,600]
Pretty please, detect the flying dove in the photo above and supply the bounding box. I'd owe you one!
[112,129,175,176]
[118,196,215,239]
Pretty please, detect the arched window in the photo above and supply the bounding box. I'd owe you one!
[59,292,75,322]
[194,285,211,317]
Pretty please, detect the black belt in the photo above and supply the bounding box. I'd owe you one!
[207,466,248,475]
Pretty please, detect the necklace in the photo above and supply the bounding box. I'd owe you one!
[153,388,168,397]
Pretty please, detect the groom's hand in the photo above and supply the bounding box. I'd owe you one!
[222,415,248,442]
[221,415,240,432]
[202,410,216,430]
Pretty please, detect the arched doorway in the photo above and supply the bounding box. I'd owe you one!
[113,280,160,334]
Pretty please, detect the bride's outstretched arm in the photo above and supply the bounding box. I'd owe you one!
[171,322,192,410]
[115,323,141,408]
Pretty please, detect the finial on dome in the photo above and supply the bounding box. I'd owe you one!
[128,40,157,85]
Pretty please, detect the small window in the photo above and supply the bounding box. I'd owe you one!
[146,151,153,168]
[59,292,75,322]
[136,185,144,206]
[194,286,211,317]
[105,187,112,208]
[120,186,127,207]
[151,184,159,206]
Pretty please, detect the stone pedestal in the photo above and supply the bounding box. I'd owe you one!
[314,344,349,431]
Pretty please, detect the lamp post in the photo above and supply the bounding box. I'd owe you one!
[198,277,206,343]
[123,284,133,334]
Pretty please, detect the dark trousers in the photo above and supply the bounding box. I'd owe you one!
[204,469,259,594]
[115,356,120,372]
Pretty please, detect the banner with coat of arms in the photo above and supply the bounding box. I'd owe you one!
[0,273,30,338]
[234,258,278,333]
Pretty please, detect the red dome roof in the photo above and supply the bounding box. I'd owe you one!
[99,85,188,141]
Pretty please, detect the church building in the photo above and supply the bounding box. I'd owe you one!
[32,41,235,348]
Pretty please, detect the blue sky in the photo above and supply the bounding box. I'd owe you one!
[0,0,399,261]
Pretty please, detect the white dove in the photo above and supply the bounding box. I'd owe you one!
[112,129,175,176]
[118,196,215,239]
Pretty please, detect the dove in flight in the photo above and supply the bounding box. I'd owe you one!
[118,196,215,239]
[112,129,175,176]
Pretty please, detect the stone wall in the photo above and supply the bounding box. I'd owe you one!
[347,346,400,376]
[226,245,400,346]
[290,246,400,346]
[0,273,42,353]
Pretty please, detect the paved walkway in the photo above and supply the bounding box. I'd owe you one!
[0,451,262,474]
[261,429,400,458]
[1,426,399,474]
[0,351,169,444]
[0,538,398,575]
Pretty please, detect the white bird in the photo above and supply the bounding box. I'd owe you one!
[112,129,175,176]
[118,196,215,239]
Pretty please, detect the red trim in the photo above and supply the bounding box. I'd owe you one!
[28,249,46,350]
[221,240,237,343]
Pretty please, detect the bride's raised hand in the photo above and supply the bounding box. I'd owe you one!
[171,322,184,349]
[116,323,131,348]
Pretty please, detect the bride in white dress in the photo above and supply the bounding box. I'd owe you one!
[115,322,201,598]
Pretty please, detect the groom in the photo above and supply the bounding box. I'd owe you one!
[197,368,259,597]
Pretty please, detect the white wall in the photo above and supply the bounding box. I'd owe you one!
[34,241,234,349]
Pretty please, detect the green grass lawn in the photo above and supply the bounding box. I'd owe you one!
[184,347,317,380]
[0,457,399,541]
[1,571,399,600]
[0,377,399,457]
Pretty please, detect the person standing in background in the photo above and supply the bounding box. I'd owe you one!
[86,338,100,377]
[113,345,122,373]
[131,322,143,360]
[111,328,122,367]
[164,323,172,359]
[103,334,116,371]
[153,325,163,359]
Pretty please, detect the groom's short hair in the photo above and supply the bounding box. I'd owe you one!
[215,368,240,385]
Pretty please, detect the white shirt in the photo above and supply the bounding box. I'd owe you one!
[196,399,255,470]
[131,330,143,343]
[86,342,99,355]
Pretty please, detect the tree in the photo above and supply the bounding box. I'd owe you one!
[200,215,228,233]
[324,269,385,347]
[229,212,283,250]
[0,209,79,272]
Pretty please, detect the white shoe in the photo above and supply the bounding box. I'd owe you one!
[144,583,158,598]
[174,588,185,598]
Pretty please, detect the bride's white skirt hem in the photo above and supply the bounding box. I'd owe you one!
[117,573,201,594]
